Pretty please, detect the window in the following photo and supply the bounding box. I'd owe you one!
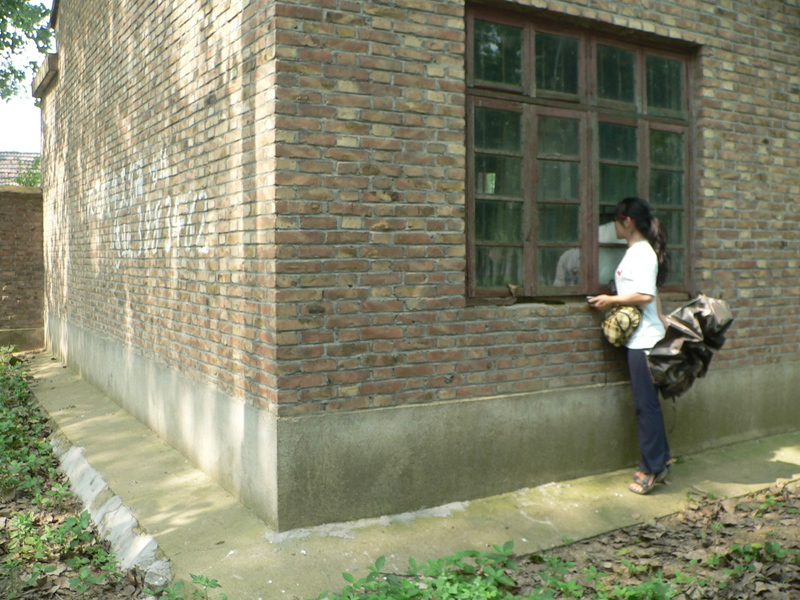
[467,8,692,298]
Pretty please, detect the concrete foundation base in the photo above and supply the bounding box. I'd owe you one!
[46,315,279,526]
[48,314,800,530]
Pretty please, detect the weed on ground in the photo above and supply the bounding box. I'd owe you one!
[0,348,144,599]
[314,485,800,599]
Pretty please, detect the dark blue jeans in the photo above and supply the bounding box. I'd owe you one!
[627,348,671,474]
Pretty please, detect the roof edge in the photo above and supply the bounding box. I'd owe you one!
[33,53,58,99]
[50,0,59,28]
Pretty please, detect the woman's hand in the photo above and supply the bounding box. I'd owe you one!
[588,295,616,310]
[588,293,654,311]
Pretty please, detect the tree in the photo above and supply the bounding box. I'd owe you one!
[0,0,51,100]
[14,155,40,186]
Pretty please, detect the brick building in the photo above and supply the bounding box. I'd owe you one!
[36,0,800,530]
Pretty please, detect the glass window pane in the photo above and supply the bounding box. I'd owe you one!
[650,130,683,167]
[598,246,626,286]
[538,204,579,243]
[475,107,521,152]
[538,116,579,156]
[597,45,635,103]
[599,123,637,162]
[535,32,579,94]
[599,204,618,226]
[476,246,523,288]
[647,55,682,113]
[475,154,522,197]
[474,20,523,87]
[650,170,683,207]
[599,164,637,204]
[666,250,683,285]
[653,209,683,244]
[538,160,579,201]
[542,247,580,287]
[476,200,523,243]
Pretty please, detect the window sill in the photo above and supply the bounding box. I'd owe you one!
[465,291,691,308]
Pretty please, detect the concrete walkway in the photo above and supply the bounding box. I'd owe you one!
[28,352,800,600]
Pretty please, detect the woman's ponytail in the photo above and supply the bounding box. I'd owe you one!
[647,217,670,287]
[616,197,670,286]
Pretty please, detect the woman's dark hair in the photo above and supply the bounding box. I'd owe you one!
[615,197,670,286]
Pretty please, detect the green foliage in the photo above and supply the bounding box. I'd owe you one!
[13,155,40,187]
[0,347,123,598]
[144,574,228,600]
[755,493,785,517]
[0,0,52,99]
[145,580,187,600]
[0,505,123,597]
[66,556,107,594]
[318,542,519,600]
[190,574,228,600]
[0,346,67,506]
[311,529,800,600]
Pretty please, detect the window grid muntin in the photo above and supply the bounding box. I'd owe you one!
[466,9,691,297]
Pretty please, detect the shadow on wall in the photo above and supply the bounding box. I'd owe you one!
[43,0,277,507]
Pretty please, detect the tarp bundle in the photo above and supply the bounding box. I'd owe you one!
[647,295,734,399]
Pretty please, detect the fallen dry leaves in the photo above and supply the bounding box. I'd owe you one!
[0,488,145,599]
[515,480,800,599]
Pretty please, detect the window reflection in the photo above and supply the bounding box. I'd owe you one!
[475,20,523,87]
[547,221,627,287]
[597,45,636,103]
[536,32,579,94]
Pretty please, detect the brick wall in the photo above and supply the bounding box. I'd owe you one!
[0,187,44,344]
[266,0,800,416]
[42,0,279,406]
[688,0,800,366]
[269,0,471,413]
[42,0,800,416]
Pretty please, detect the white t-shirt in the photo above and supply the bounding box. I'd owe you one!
[614,241,665,350]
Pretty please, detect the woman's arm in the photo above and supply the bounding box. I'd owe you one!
[588,292,654,311]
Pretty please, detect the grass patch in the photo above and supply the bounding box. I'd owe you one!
[0,346,129,598]
[0,348,229,600]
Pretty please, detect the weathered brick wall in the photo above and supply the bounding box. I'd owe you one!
[0,187,44,334]
[689,0,800,365]
[43,0,800,416]
[269,0,472,413]
[268,0,800,416]
[42,0,279,405]
[39,0,800,530]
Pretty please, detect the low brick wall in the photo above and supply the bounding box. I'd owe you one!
[0,186,44,350]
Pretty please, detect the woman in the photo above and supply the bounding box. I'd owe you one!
[589,197,671,495]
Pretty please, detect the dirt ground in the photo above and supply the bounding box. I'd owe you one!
[513,481,800,599]
[0,489,144,599]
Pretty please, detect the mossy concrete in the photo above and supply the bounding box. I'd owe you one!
[275,358,800,528]
[45,316,800,530]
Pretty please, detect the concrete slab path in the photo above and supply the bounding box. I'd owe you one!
[28,352,800,600]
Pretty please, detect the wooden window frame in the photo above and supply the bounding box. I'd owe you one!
[466,5,694,300]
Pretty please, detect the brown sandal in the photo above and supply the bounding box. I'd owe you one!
[630,473,657,494]
[629,467,670,495]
